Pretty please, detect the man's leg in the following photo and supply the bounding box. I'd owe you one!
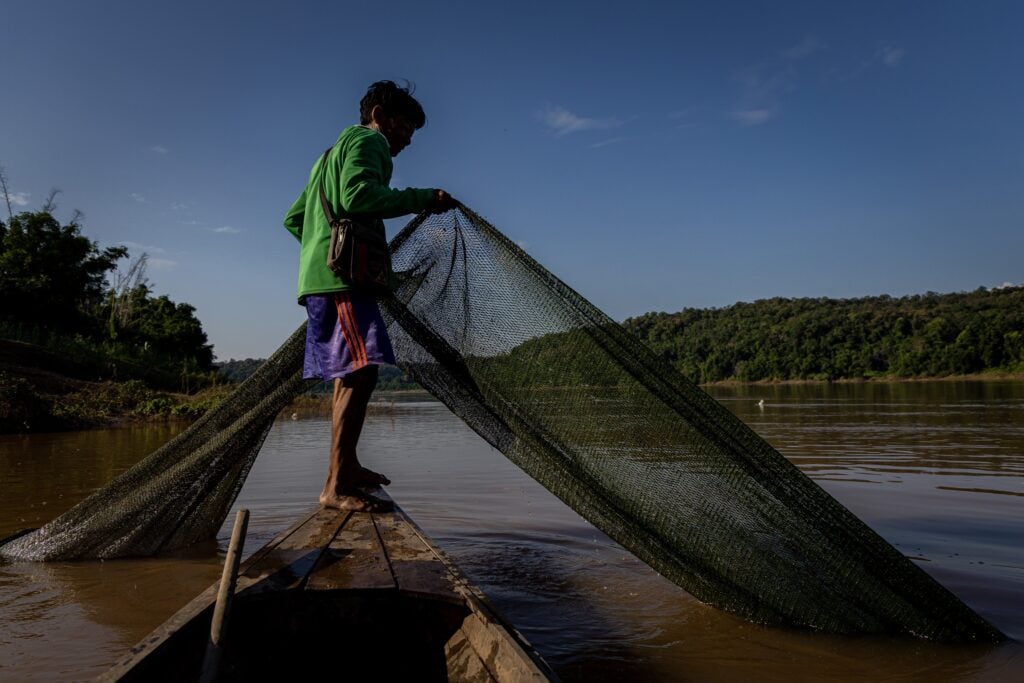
[320,365,391,512]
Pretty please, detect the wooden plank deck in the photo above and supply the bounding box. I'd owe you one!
[102,494,557,682]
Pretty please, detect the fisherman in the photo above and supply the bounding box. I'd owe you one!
[284,80,456,512]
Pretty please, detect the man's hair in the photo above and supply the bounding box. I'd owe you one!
[359,81,427,129]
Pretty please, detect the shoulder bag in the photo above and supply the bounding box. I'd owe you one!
[317,146,391,292]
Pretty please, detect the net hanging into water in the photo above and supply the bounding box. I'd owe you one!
[0,327,307,560]
[381,207,1000,642]
[0,206,1001,641]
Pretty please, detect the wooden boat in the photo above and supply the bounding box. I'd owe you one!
[101,495,558,682]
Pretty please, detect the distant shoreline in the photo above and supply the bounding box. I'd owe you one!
[284,373,1024,418]
[703,371,1024,387]
[5,363,1020,435]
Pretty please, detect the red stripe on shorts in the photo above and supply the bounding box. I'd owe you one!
[335,292,368,369]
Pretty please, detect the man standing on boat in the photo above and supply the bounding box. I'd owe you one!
[284,80,456,513]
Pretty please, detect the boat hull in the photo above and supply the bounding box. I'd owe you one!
[102,499,557,682]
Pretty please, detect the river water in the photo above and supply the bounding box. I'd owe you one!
[1,381,1022,681]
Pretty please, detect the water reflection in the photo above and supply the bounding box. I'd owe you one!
[0,424,187,537]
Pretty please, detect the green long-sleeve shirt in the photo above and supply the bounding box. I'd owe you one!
[284,125,435,299]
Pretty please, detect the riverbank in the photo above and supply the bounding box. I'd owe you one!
[0,335,225,433]
[0,351,430,433]
[6,351,1022,434]
[704,370,1024,387]
[4,326,1020,434]
[0,370,232,433]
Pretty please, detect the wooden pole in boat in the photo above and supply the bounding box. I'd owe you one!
[199,508,249,683]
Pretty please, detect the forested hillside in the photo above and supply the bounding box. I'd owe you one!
[220,288,1024,388]
[625,287,1024,383]
[1,208,214,390]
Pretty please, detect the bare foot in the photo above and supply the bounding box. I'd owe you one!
[354,466,391,489]
[319,490,393,513]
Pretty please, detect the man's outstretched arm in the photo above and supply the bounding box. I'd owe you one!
[338,134,438,218]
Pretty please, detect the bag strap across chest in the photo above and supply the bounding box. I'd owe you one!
[316,147,342,227]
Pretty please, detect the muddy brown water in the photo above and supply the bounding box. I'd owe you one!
[1,382,1022,681]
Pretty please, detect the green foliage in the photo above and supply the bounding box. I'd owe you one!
[217,358,264,383]
[472,326,637,389]
[0,370,234,433]
[0,211,125,333]
[376,365,419,390]
[135,395,176,416]
[100,285,214,370]
[56,380,162,421]
[1,209,215,388]
[169,384,233,418]
[0,371,54,431]
[626,288,1024,383]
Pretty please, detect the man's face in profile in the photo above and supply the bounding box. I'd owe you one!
[381,115,415,157]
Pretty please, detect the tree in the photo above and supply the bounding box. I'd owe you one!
[0,210,126,331]
[114,290,214,370]
[106,252,150,339]
[625,287,1024,382]
[0,165,13,223]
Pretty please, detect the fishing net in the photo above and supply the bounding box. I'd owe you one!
[0,205,1000,641]
[378,206,1001,642]
[0,326,307,560]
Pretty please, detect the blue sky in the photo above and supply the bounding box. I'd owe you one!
[2,1,1021,360]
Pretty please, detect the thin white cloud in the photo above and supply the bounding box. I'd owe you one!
[148,258,177,270]
[118,241,167,255]
[728,63,795,126]
[668,108,699,129]
[116,243,176,269]
[9,191,30,206]
[993,281,1019,290]
[842,45,909,80]
[877,45,905,67]
[730,109,775,126]
[150,145,169,155]
[737,65,797,104]
[537,104,622,137]
[171,201,200,225]
[590,137,625,149]
[131,193,147,203]
[783,36,824,60]
[212,226,240,234]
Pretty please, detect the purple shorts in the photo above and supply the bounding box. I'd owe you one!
[301,291,396,380]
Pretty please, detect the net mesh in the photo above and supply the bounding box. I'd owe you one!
[0,206,1001,641]
[0,325,307,560]
[378,206,1001,642]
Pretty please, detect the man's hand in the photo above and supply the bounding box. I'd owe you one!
[429,189,459,214]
